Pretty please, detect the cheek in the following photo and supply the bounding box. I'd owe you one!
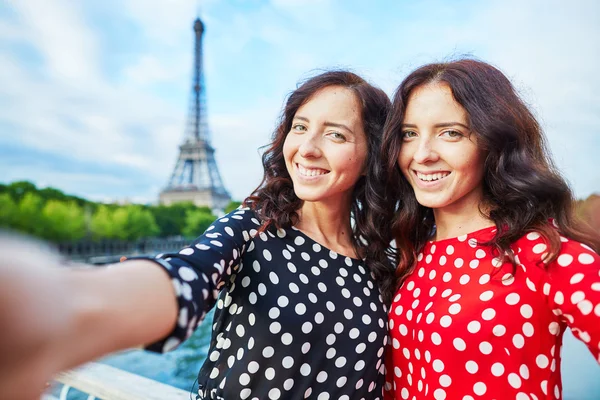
[397,149,411,171]
[282,135,294,161]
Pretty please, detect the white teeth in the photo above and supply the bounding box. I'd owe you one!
[416,171,449,182]
[298,164,328,177]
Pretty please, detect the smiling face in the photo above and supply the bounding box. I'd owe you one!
[398,82,486,215]
[283,85,368,205]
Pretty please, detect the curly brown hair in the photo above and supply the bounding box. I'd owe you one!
[243,70,397,303]
[380,59,600,286]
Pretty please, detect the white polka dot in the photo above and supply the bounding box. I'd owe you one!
[439,374,452,387]
[527,232,541,240]
[520,304,533,318]
[508,373,522,389]
[449,294,461,302]
[453,338,466,351]
[470,259,479,268]
[520,364,530,379]
[459,275,470,285]
[265,367,276,380]
[277,296,289,307]
[440,315,452,327]
[475,249,486,258]
[482,308,496,320]
[533,243,547,254]
[506,293,520,305]
[536,354,549,368]
[434,388,446,400]
[449,304,462,315]
[578,253,595,265]
[466,361,478,374]
[263,249,272,260]
[570,273,585,284]
[295,303,306,315]
[316,371,328,383]
[433,359,445,372]
[513,334,525,349]
[300,363,311,376]
[571,291,585,304]
[473,382,487,395]
[523,322,534,337]
[479,342,492,355]
[431,332,442,345]
[239,373,250,385]
[269,322,281,334]
[480,290,493,301]
[491,362,505,376]
[467,321,481,334]
[479,274,490,284]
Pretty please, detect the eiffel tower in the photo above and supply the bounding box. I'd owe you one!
[159,17,231,212]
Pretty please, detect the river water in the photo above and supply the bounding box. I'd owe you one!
[95,309,600,400]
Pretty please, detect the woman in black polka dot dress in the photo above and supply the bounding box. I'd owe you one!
[0,71,397,400]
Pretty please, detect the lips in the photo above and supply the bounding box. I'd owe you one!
[296,163,330,177]
[415,170,450,182]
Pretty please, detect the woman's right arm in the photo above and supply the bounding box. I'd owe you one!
[0,208,259,400]
[0,236,178,400]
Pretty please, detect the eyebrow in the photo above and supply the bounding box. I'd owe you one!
[401,122,470,130]
[294,116,354,134]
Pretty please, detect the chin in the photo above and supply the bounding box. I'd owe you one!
[414,194,448,210]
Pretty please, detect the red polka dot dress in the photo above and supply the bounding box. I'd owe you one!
[385,226,600,400]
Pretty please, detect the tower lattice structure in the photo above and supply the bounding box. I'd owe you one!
[159,18,231,212]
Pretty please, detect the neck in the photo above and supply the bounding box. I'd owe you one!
[433,202,494,241]
[295,197,356,257]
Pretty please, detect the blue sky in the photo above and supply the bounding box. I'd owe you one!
[0,0,599,203]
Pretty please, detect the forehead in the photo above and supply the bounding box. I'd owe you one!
[296,86,362,124]
[404,83,468,123]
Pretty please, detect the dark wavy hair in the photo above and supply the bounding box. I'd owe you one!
[380,59,600,284]
[243,70,397,303]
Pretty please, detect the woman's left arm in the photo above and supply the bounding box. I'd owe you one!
[539,238,600,362]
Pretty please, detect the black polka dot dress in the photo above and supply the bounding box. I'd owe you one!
[144,208,388,399]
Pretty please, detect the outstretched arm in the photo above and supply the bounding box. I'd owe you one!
[0,235,177,400]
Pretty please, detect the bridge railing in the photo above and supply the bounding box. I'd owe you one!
[56,237,191,264]
[47,362,192,400]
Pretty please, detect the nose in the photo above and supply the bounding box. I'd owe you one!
[412,136,439,164]
[298,133,322,158]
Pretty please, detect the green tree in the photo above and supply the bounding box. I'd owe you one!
[91,205,117,239]
[121,205,160,240]
[224,200,242,214]
[8,181,37,201]
[14,192,45,236]
[183,208,216,238]
[0,193,18,229]
[150,202,197,237]
[40,200,86,241]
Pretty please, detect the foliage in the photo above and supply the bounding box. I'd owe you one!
[576,194,600,236]
[150,202,197,238]
[183,207,216,238]
[14,192,45,236]
[0,193,18,229]
[224,200,242,214]
[39,200,87,241]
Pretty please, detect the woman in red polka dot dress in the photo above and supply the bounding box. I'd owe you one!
[378,59,600,400]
